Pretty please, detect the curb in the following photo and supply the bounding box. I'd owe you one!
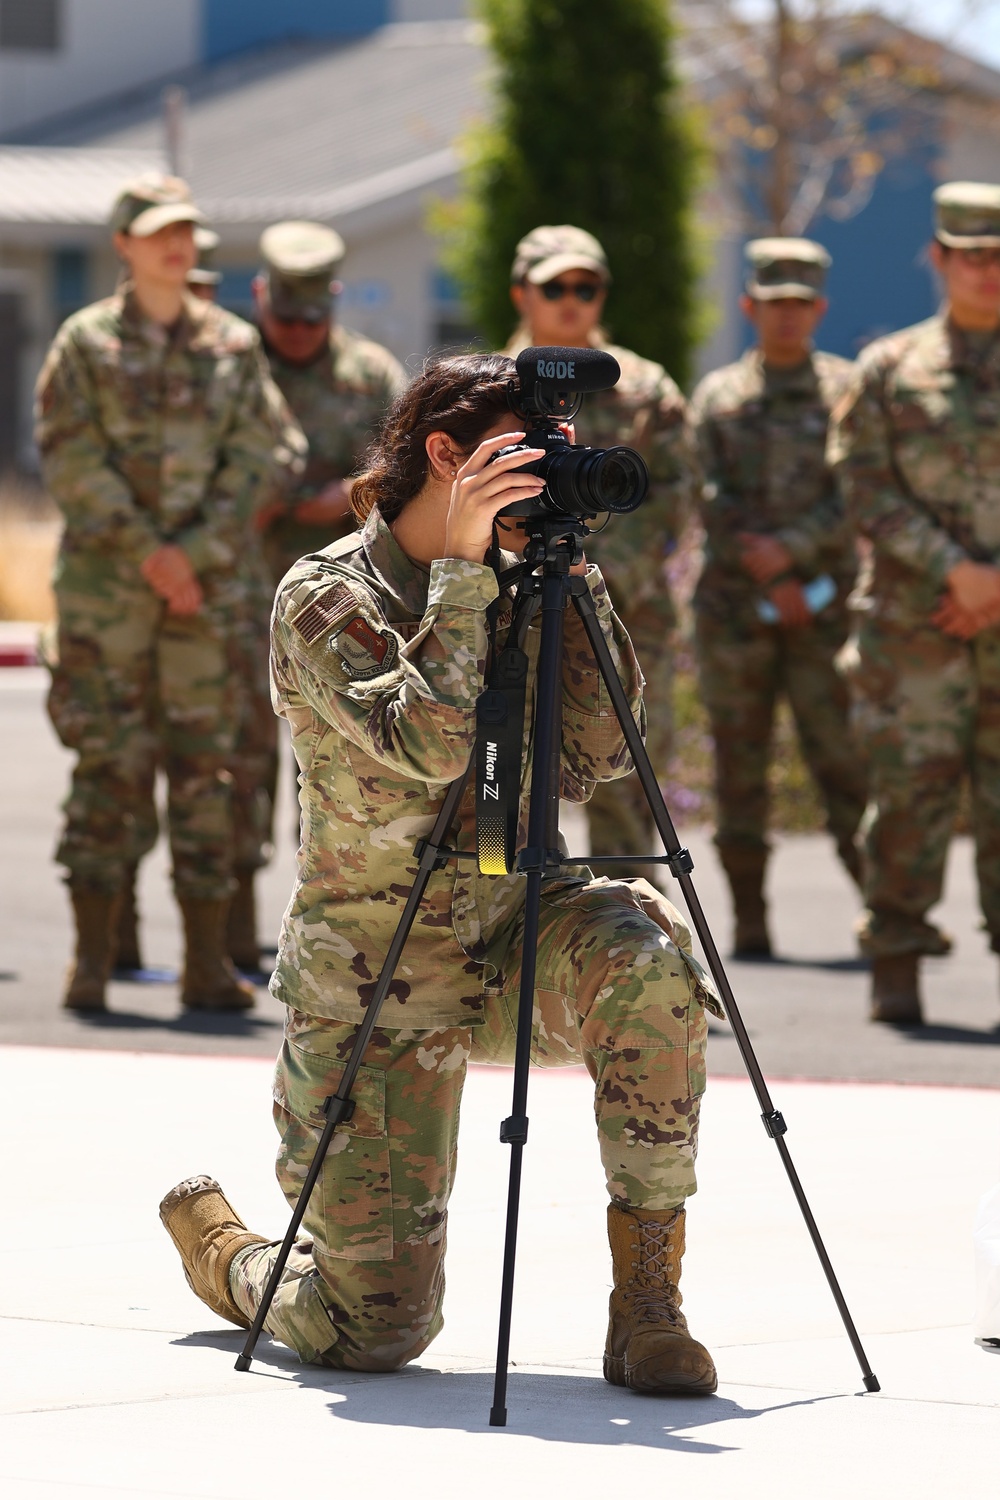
[0,623,42,667]
[0,644,39,667]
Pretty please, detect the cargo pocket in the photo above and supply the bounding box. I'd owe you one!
[274,1038,393,1263]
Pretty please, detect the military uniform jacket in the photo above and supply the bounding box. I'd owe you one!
[268,508,644,1027]
[690,348,857,624]
[264,323,408,549]
[828,314,1000,629]
[35,288,303,576]
[505,334,693,617]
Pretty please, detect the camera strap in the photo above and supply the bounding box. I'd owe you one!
[476,563,534,876]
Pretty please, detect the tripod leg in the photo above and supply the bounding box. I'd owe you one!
[569,580,880,1393]
[489,568,567,1427]
[235,770,470,1373]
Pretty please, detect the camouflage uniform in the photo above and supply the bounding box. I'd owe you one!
[36,286,300,900]
[505,332,692,876]
[260,324,407,584]
[690,346,866,881]
[227,507,721,1369]
[829,312,1000,957]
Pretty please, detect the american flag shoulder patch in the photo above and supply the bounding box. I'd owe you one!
[290,582,357,644]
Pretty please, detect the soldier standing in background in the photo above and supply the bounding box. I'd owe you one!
[829,183,1000,1024]
[36,175,303,1014]
[689,240,867,957]
[506,225,694,880]
[113,219,303,980]
[113,228,223,976]
[252,222,408,587]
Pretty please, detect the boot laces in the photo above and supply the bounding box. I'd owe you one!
[627,1217,684,1327]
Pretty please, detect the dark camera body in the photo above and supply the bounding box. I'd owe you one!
[497,347,649,523]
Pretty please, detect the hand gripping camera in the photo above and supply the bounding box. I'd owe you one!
[496,345,649,522]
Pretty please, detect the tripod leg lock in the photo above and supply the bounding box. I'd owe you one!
[414,837,452,872]
[500,1115,529,1145]
[324,1094,356,1126]
[761,1109,787,1138]
[516,846,563,875]
[665,847,694,878]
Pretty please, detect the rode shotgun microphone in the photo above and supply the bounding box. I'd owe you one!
[513,346,621,417]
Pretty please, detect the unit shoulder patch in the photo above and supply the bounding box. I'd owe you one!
[332,614,399,680]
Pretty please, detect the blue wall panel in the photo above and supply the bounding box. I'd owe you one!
[817,143,941,358]
[53,247,90,324]
[204,1,390,62]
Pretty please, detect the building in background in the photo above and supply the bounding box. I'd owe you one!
[0,1,475,468]
[0,0,999,469]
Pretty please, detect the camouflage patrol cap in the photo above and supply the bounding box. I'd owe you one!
[511,225,611,285]
[933,182,1000,248]
[110,173,204,238]
[260,220,346,323]
[745,237,831,300]
[187,226,221,287]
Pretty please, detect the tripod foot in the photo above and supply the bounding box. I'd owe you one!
[234,1354,252,1372]
[863,1373,881,1393]
[489,1407,508,1427]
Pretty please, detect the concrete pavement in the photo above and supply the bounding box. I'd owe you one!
[0,1044,997,1499]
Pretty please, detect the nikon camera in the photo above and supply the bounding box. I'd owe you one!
[495,345,649,522]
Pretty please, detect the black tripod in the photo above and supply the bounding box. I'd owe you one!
[235,517,879,1422]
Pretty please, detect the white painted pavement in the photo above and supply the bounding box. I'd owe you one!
[0,1044,997,1499]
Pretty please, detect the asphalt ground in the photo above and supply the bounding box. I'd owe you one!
[2,665,999,1085]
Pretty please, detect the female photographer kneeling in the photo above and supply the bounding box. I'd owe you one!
[160,354,721,1395]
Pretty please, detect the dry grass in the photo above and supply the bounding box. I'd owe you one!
[0,477,60,622]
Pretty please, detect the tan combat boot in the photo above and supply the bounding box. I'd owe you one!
[112,863,143,975]
[226,867,263,974]
[63,887,122,1011]
[604,1203,717,1395]
[870,953,923,1025]
[159,1176,269,1327]
[178,898,255,1011]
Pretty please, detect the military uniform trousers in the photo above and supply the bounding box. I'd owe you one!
[849,620,1000,957]
[48,557,241,900]
[585,597,675,874]
[230,877,712,1370]
[695,606,867,867]
[95,581,280,882]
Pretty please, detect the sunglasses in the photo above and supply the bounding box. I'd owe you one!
[956,248,1000,269]
[539,279,601,302]
[272,313,326,328]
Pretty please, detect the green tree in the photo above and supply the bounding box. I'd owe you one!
[445,0,699,386]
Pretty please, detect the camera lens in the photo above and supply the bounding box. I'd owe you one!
[543,445,648,516]
[584,448,647,513]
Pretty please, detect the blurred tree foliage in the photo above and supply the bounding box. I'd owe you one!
[684,1,957,235]
[442,0,700,386]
